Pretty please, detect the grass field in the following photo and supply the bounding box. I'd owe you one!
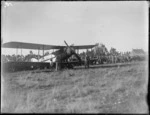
[1,62,148,113]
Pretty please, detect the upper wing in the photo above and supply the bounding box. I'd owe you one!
[2,41,65,50]
[72,44,97,49]
[2,41,97,50]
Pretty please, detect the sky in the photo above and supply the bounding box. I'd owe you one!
[1,1,149,55]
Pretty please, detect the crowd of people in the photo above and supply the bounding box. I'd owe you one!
[1,54,42,63]
[79,50,132,64]
[1,47,145,64]
[1,52,144,64]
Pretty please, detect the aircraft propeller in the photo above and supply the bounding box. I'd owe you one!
[64,40,69,47]
[64,40,75,54]
[64,40,81,63]
[43,41,82,63]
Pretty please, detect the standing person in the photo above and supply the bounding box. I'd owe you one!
[50,58,53,68]
[84,54,90,68]
[86,55,90,68]
[114,55,117,63]
[55,56,60,71]
[84,54,87,68]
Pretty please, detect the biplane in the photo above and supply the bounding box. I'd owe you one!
[2,41,97,72]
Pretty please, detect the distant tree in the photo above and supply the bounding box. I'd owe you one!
[109,47,118,55]
[94,43,108,56]
[79,51,86,60]
[85,49,95,58]
[2,55,8,62]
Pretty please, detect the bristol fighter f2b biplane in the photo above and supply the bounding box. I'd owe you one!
[2,41,97,72]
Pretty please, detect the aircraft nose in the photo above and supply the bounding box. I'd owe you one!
[66,47,75,54]
[66,48,71,54]
[71,48,75,53]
